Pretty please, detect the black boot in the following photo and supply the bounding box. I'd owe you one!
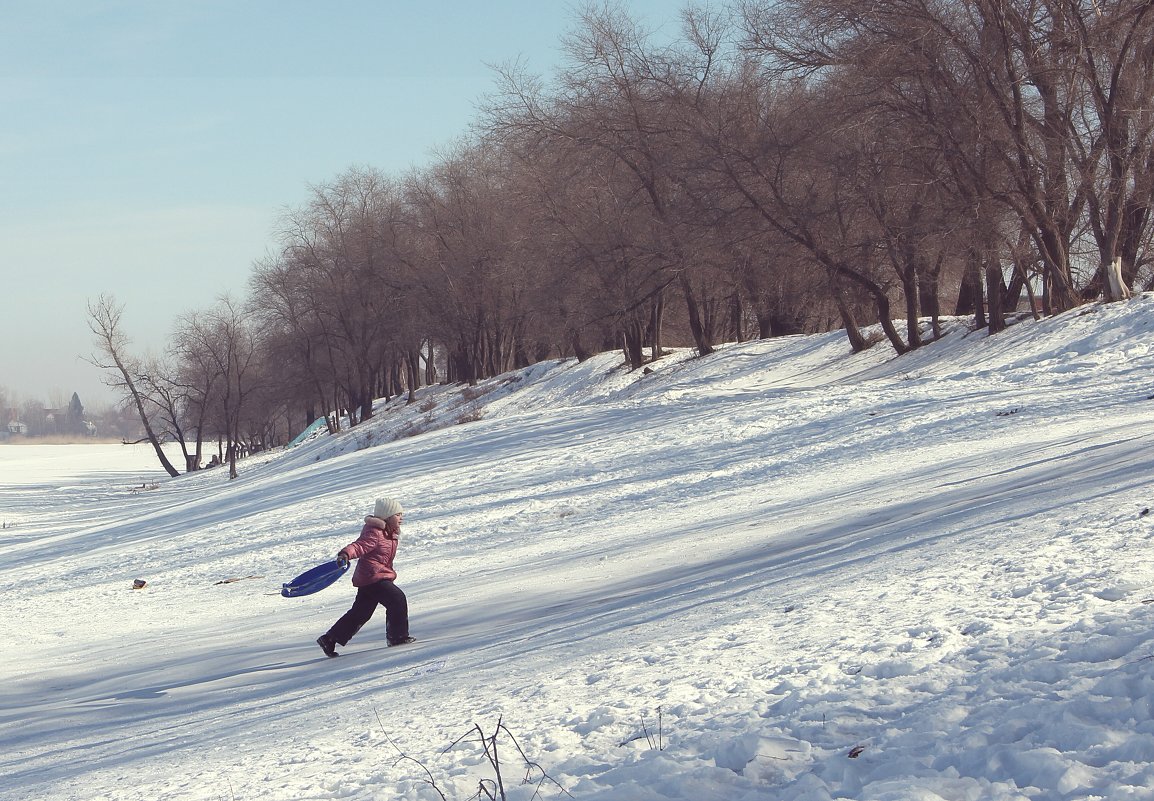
[316,634,339,657]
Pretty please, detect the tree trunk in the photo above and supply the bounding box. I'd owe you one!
[649,294,666,362]
[919,260,942,340]
[834,292,870,353]
[359,388,374,424]
[902,269,923,349]
[571,330,592,362]
[680,275,715,357]
[1105,256,1132,301]
[729,292,745,343]
[874,295,909,355]
[405,349,421,404]
[955,255,983,319]
[985,261,1007,334]
[622,321,645,370]
[424,340,437,385]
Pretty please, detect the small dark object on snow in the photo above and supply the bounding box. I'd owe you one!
[1140,508,1150,517]
[848,745,867,758]
[214,575,263,585]
[132,579,147,590]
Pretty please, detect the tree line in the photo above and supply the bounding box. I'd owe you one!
[88,1,1154,479]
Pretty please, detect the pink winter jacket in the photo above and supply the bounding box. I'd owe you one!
[340,516,399,587]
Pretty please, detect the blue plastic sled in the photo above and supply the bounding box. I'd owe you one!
[281,559,349,598]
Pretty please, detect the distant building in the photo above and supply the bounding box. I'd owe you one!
[43,393,95,437]
[44,409,65,434]
[7,421,28,435]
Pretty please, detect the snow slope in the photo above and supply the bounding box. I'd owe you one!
[4,298,1154,800]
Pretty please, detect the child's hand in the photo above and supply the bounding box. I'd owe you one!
[337,552,350,569]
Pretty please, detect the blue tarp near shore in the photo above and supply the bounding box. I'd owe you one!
[286,417,328,449]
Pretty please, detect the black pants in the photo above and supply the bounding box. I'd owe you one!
[327,580,408,646]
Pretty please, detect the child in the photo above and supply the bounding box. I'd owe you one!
[316,497,414,657]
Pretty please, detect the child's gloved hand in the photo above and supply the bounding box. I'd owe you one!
[337,552,350,569]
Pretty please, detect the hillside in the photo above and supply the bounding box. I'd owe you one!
[4,298,1154,800]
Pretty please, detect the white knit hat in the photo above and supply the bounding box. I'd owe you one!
[374,497,403,519]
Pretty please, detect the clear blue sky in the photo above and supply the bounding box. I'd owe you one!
[0,0,683,409]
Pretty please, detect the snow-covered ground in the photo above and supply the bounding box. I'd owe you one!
[4,298,1154,801]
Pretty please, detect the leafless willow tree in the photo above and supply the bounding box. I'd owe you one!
[256,167,414,423]
[403,144,536,382]
[134,355,206,473]
[85,294,181,477]
[172,297,262,479]
[249,252,344,431]
[741,0,1154,320]
[489,4,741,367]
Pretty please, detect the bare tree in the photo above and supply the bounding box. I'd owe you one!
[1070,1,1154,299]
[489,3,730,366]
[85,294,180,477]
[742,0,1154,317]
[402,142,543,382]
[269,167,423,421]
[173,297,262,479]
[251,251,348,433]
[135,355,204,472]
